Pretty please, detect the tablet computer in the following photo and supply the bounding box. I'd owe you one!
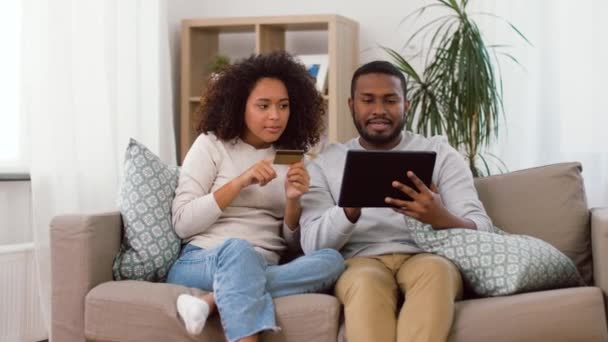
[337,150,436,207]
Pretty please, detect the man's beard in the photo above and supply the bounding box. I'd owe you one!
[352,111,405,146]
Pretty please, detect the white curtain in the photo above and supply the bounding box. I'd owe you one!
[472,0,608,207]
[21,0,176,336]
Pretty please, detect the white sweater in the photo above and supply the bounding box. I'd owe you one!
[300,131,493,258]
[172,133,297,265]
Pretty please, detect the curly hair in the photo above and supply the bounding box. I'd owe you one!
[196,51,326,151]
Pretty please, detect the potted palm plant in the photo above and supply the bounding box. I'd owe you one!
[385,0,529,176]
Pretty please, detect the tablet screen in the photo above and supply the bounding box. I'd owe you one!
[337,150,436,207]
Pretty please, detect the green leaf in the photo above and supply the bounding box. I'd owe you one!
[384,0,526,176]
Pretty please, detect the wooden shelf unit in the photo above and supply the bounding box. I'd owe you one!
[179,14,359,162]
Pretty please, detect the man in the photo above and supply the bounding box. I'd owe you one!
[299,61,493,342]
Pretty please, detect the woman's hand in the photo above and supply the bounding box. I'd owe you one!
[214,159,276,210]
[235,159,277,189]
[284,161,309,200]
[283,161,309,230]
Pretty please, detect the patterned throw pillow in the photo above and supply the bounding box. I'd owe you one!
[112,139,181,282]
[409,219,584,296]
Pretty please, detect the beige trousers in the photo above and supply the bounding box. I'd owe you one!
[335,253,463,342]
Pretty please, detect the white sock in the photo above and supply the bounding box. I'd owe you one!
[177,294,210,335]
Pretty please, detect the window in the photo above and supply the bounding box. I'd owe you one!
[0,2,26,173]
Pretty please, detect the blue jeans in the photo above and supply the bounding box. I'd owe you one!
[166,238,344,342]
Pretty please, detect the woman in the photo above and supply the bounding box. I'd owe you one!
[167,51,344,342]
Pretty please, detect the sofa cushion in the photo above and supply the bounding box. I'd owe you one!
[473,162,592,283]
[113,139,181,281]
[411,222,583,296]
[448,287,608,342]
[85,280,341,342]
[337,287,608,342]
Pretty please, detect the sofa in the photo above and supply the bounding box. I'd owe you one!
[50,162,608,341]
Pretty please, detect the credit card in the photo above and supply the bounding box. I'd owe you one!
[273,149,305,165]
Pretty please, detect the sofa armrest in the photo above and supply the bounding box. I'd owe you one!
[591,207,608,309]
[50,211,122,342]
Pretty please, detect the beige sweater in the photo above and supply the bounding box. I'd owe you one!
[172,133,297,265]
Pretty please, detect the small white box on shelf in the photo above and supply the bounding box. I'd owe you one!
[296,54,329,93]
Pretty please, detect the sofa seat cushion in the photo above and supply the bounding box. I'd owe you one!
[85,280,341,342]
[449,286,608,342]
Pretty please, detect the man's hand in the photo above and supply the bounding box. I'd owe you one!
[384,171,476,230]
[343,207,361,223]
